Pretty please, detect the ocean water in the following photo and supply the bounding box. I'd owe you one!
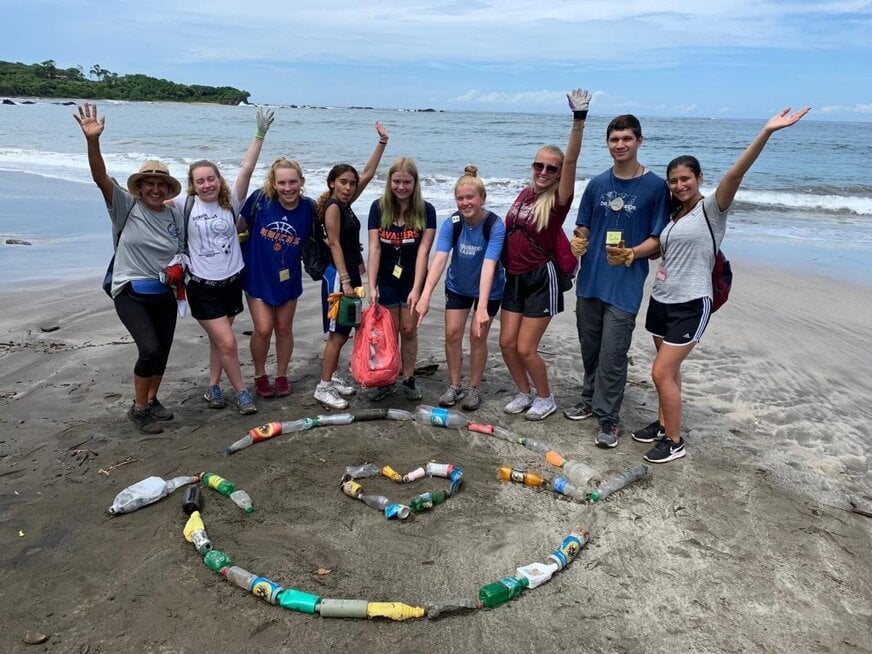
[1,100,870,283]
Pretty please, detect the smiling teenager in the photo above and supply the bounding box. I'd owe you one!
[172,107,274,416]
[74,103,186,435]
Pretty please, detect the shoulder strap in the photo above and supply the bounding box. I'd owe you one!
[112,201,136,251]
[451,212,496,249]
[701,204,717,258]
[180,194,195,252]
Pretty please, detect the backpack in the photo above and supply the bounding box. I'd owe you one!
[351,305,400,388]
[451,211,497,249]
[302,218,331,281]
[702,205,732,312]
[504,218,577,292]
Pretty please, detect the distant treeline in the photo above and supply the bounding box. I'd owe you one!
[0,60,250,105]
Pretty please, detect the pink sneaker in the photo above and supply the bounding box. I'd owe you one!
[254,375,275,398]
[274,376,293,397]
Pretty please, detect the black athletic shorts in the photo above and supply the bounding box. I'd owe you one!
[500,261,563,317]
[645,296,711,345]
[445,289,501,317]
[187,273,244,321]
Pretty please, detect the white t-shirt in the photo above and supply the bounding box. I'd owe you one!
[173,186,244,280]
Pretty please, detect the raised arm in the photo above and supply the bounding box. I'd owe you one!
[715,107,810,211]
[233,107,274,201]
[352,121,389,202]
[74,103,113,204]
[558,89,591,204]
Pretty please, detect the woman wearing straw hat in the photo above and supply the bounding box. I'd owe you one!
[75,102,186,435]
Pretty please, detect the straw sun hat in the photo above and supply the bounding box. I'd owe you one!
[126,160,182,198]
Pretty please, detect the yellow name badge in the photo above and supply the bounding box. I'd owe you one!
[605,230,623,246]
[392,264,403,279]
[279,268,290,282]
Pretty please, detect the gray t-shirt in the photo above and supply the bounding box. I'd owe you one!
[108,182,185,297]
[651,194,729,304]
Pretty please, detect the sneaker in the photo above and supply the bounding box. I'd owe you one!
[147,398,174,421]
[439,384,467,407]
[402,376,423,401]
[314,382,348,410]
[128,405,163,434]
[331,373,357,397]
[504,391,534,414]
[595,421,620,448]
[254,375,275,399]
[203,384,226,409]
[461,386,481,411]
[235,389,258,415]
[644,436,686,463]
[274,376,293,397]
[563,401,594,421]
[525,394,557,421]
[632,420,665,443]
[368,384,397,402]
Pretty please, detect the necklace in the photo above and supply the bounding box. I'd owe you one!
[609,164,644,212]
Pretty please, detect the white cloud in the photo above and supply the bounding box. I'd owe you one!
[819,104,872,114]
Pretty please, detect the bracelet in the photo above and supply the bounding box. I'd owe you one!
[378,138,388,145]
[572,110,588,121]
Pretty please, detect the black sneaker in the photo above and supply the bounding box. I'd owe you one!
[595,421,620,448]
[644,437,686,463]
[128,405,164,434]
[148,398,174,421]
[632,420,665,443]
[563,401,594,421]
[402,377,423,401]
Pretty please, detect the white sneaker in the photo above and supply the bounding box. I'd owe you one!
[331,373,357,397]
[525,395,557,421]
[504,391,534,414]
[314,382,349,410]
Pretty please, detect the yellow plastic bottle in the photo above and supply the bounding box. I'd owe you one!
[498,466,546,488]
[367,602,425,621]
[381,466,402,482]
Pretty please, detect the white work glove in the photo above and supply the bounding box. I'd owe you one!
[567,88,592,120]
[255,106,275,139]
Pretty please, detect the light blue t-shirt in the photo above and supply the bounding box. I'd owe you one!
[436,211,506,300]
[575,169,669,314]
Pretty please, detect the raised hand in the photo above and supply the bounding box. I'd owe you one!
[567,88,592,119]
[74,102,105,140]
[764,107,810,133]
[375,121,389,142]
[255,106,275,139]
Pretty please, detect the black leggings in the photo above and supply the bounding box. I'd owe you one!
[114,286,178,377]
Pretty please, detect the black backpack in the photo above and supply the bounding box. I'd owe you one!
[451,211,497,249]
[302,218,331,281]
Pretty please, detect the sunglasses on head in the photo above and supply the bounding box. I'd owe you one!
[532,162,560,175]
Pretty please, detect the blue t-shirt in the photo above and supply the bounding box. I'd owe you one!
[239,191,314,306]
[367,200,437,287]
[436,211,506,300]
[575,169,669,314]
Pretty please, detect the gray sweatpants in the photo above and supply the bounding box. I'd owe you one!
[576,296,637,427]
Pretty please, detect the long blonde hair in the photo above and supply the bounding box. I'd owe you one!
[379,157,426,231]
[187,160,232,210]
[529,145,563,231]
[261,157,305,201]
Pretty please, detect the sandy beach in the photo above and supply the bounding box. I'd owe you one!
[1,259,870,653]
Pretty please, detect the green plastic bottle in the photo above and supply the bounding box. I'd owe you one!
[201,472,236,497]
[203,549,232,573]
[409,490,447,513]
[276,588,320,614]
[477,576,529,608]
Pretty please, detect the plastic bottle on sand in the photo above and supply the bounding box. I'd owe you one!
[229,489,254,513]
[415,405,468,428]
[498,466,547,488]
[201,472,236,497]
[108,475,197,515]
[589,464,648,501]
[478,576,529,608]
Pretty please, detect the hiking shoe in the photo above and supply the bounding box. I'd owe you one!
[235,389,258,415]
[368,384,397,402]
[314,382,348,410]
[461,386,482,411]
[439,384,467,407]
[403,376,423,401]
[595,421,620,448]
[203,384,226,409]
[633,420,665,443]
[563,401,594,421]
[504,391,534,414]
[254,375,275,398]
[644,436,686,463]
[128,405,163,434]
[331,373,357,397]
[148,398,174,421]
[274,375,293,397]
[525,394,557,421]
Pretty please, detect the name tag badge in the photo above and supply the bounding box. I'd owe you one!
[392,264,403,279]
[279,268,290,282]
[656,263,667,281]
[605,230,623,246]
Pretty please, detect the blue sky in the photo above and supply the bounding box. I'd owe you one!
[5,0,871,121]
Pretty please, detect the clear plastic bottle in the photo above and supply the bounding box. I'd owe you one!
[498,466,547,488]
[229,489,254,513]
[344,463,381,480]
[223,565,256,592]
[415,405,468,428]
[108,475,196,515]
[562,460,598,487]
[552,475,587,501]
[478,576,529,608]
[315,413,354,426]
[520,437,552,455]
[387,408,413,422]
[358,493,389,510]
[589,464,649,501]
